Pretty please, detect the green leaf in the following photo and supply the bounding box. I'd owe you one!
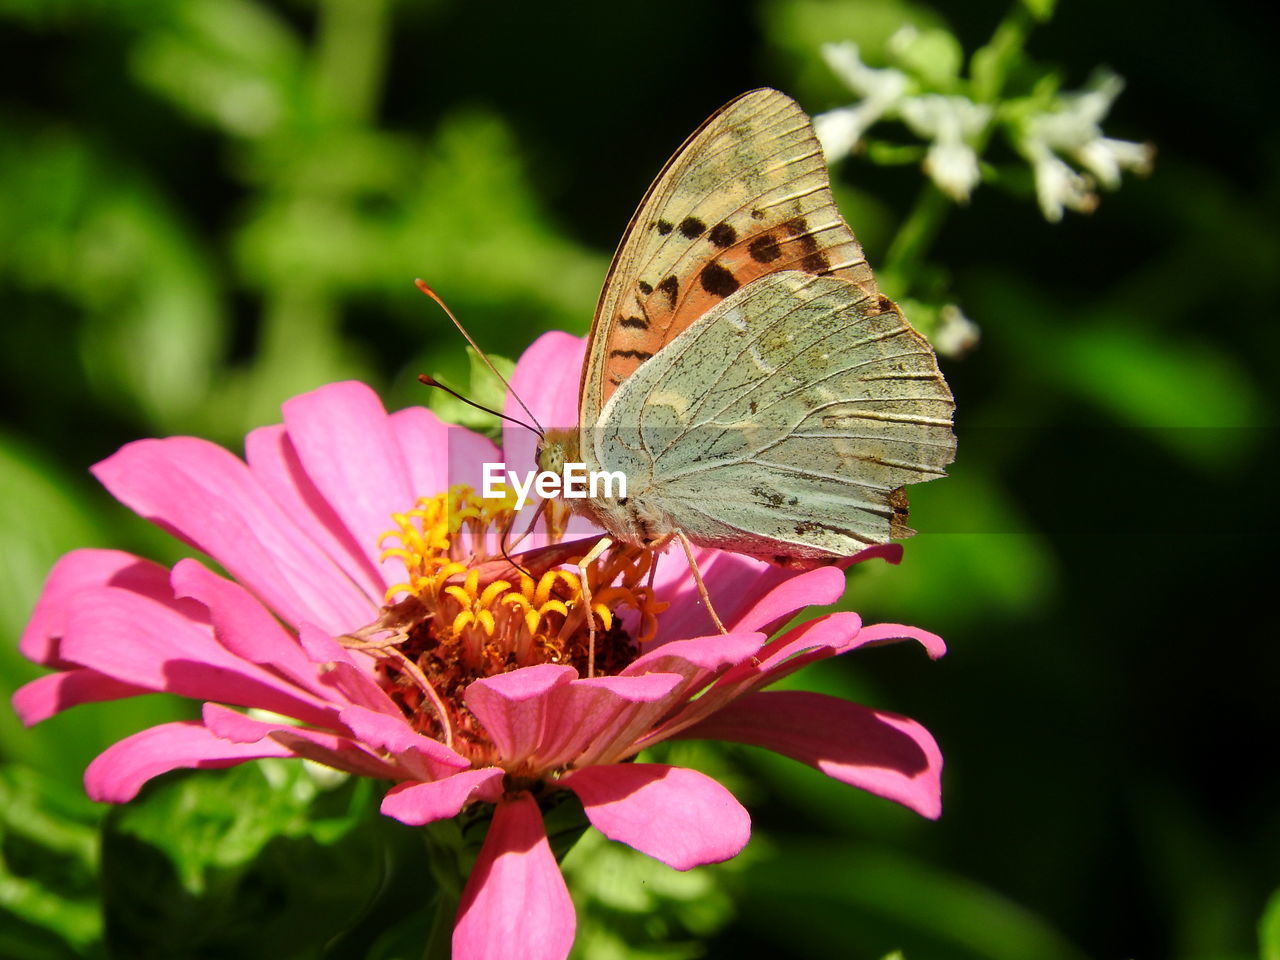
[740,840,1091,960]
[0,434,104,643]
[101,763,406,959]
[1020,0,1057,22]
[891,27,964,90]
[839,466,1056,625]
[0,765,104,954]
[863,139,929,167]
[1058,322,1261,467]
[1261,889,1280,960]
[130,0,303,138]
[428,348,516,438]
[0,129,226,435]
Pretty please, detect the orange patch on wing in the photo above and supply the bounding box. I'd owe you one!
[598,218,876,405]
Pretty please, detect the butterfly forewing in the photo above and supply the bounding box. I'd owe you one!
[582,88,877,425]
[591,271,955,561]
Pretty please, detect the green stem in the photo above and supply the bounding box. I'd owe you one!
[419,819,471,960]
[881,182,950,291]
[312,0,392,123]
[880,1,1044,297]
[422,888,460,960]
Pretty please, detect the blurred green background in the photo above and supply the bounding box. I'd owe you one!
[2,0,1276,958]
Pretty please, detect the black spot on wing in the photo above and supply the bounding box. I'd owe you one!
[751,208,765,220]
[782,217,819,252]
[657,275,679,308]
[876,294,894,312]
[802,251,831,274]
[656,220,673,235]
[748,234,782,263]
[637,280,653,295]
[700,262,740,297]
[679,217,706,239]
[782,217,808,236]
[610,349,654,361]
[708,222,737,247]
[619,316,648,329]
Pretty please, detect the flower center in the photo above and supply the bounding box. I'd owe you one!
[345,485,666,763]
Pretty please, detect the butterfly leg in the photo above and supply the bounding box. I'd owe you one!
[675,529,727,634]
[576,535,613,678]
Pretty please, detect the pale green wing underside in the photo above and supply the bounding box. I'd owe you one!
[591,270,956,560]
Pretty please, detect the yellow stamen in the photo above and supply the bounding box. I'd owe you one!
[362,485,669,762]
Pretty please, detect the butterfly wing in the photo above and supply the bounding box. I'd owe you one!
[591,270,955,561]
[580,88,877,431]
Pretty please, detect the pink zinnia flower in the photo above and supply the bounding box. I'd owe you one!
[13,333,945,960]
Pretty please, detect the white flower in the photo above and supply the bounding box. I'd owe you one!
[1024,140,1097,222]
[933,304,981,358]
[899,94,992,202]
[1077,136,1155,189]
[1019,70,1153,219]
[814,41,910,161]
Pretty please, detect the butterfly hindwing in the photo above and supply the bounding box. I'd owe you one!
[582,89,877,425]
[591,270,955,561]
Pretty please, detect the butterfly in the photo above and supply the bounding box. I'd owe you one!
[534,88,956,632]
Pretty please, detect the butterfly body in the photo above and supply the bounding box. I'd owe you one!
[538,88,955,569]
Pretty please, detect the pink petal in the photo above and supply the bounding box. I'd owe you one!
[200,704,399,780]
[85,721,293,803]
[11,670,150,726]
[381,768,505,825]
[296,620,355,664]
[561,763,750,870]
[315,658,404,716]
[621,632,765,709]
[748,611,865,685]
[844,542,904,567]
[650,614,862,736]
[454,793,575,960]
[170,559,334,698]
[338,704,470,779]
[245,424,386,604]
[61,586,336,728]
[92,436,372,634]
[616,634,757,742]
[386,406,447,495]
[853,622,947,660]
[726,565,847,634]
[389,406,500,497]
[650,542,902,644]
[670,614,946,736]
[291,622,408,717]
[279,382,415,585]
[20,548,192,666]
[678,690,943,819]
[536,673,684,769]
[650,550,796,642]
[465,664,576,768]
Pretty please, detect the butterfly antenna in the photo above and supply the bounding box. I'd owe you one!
[502,496,548,557]
[415,279,544,436]
[496,499,547,583]
[498,508,537,581]
[417,374,541,435]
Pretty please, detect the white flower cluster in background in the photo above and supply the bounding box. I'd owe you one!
[1017,71,1155,220]
[814,29,1154,219]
